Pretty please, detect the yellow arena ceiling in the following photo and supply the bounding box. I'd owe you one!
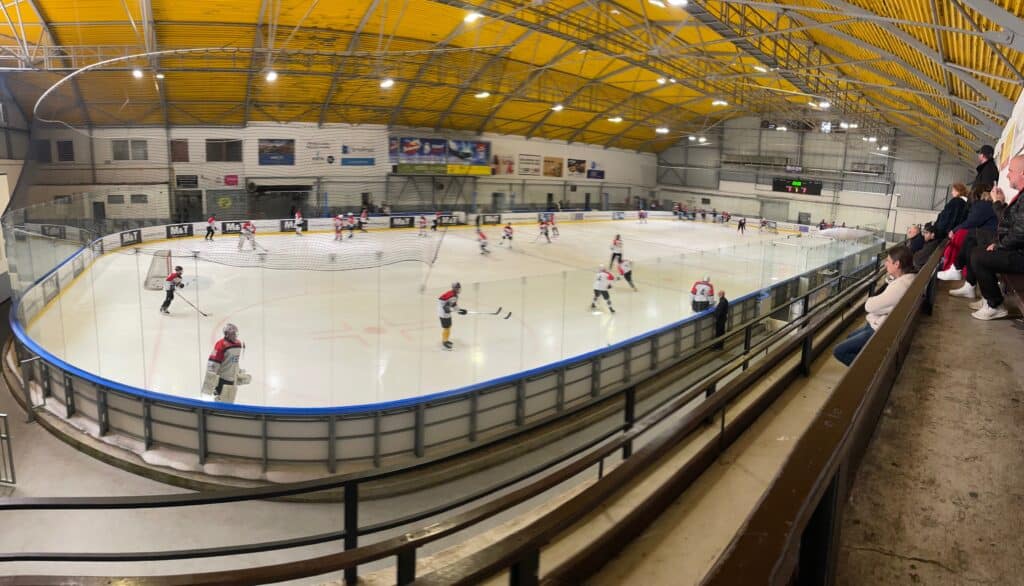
[0,0,1020,159]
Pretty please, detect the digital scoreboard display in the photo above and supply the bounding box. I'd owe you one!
[772,177,823,195]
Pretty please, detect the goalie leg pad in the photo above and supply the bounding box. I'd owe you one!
[215,384,238,403]
[202,371,219,395]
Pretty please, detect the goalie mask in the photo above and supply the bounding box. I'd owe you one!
[223,323,239,340]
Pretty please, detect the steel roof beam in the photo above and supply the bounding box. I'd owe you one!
[318,0,381,127]
[949,0,1024,82]
[604,94,711,149]
[242,0,269,127]
[957,0,1024,40]
[20,0,91,127]
[139,0,168,131]
[565,78,709,144]
[432,1,593,131]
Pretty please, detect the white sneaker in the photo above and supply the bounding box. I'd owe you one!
[949,283,976,299]
[937,266,962,281]
[969,299,985,311]
[972,303,1008,321]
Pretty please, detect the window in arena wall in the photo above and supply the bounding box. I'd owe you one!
[112,139,149,161]
[130,193,148,204]
[206,138,242,162]
[112,140,130,160]
[108,194,124,204]
[131,140,148,160]
[56,140,74,162]
[170,139,189,162]
[32,139,51,162]
[53,195,70,204]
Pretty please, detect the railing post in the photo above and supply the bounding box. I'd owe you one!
[261,416,269,473]
[396,548,416,585]
[649,337,657,370]
[801,333,813,377]
[623,387,635,459]
[509,549,540,586]
[327,415,337,474]
[96,388,109,436]
[468,393,478,441]
[515,379,526,427]
[742,325,753,371]
[344,482,359,585]
[555,368,565,413]
[590,356,602,398]
[372,412,381,468]
[414,404,425,457]
[142,400,152,450]
[17,347,36,423]
[197,408,207,465]
[62,373,75,418]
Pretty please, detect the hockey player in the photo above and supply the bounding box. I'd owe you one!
[690,275,715,313]
[431,211,441,232]
[438,282,468,350]
[618,258,638,291]
[500,222,513,247]
[737,217,746,234]
[294,209,303,236]
[538,218,551,243]
[609,234,623,267]
[205,215,217,241]
[477,228,491,255]
[418,215,428,237]
[548,214,559,237]
[346,212,357,239]
[591,266,616,313]
[238,220,257,251]
[333,214,345,241]
[359,207,369,232]
[638,209,648,224]
[203,323,249,402]
[159,265,184,314]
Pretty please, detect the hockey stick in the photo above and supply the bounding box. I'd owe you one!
[176,292,209,317]
[465,307,513,319]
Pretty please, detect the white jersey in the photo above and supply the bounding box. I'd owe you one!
[619,259,632,274]
[691,280,715,302]
[610,239,623,254]
[437,290,459,318]
[241,222,255,237]
[593,270,615,291]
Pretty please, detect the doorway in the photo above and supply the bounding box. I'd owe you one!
[491,192,506,212]
[173,190,204,222]
[92,201,106,220]
[584,193,591,210]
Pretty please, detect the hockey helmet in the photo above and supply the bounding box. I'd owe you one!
[174,265,183,272]
[223,323,239,339]
[703,275,710,282]
[451,282,461,291]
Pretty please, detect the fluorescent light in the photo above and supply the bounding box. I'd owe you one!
[754,66,768,73]
[610,8,620,14]
[132,68,143,79]
[698,136,707,143]
[839,122,849,129]
[777,126,788,132]
[868,136,877,142]
[667,0,688,5]
[657,77,667,85]
[688,136,697,141]
[608,116,623,123]
[155,72,165,80]
[669,78,677,83]
[265,70,278,82]
[464,11,483,23]
[656,127,670,134]
[551,104,564,111]
[880,145,889,151]
[819,101,830,109]
[712,99,728,106]
[648,0,666,7]
[474,91,490,98]
[849,123,859,129]
[380,78,395,89]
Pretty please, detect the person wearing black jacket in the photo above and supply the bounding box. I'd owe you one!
[913,223,942,271]
[937,190,999,280]
[906,224,924,252]
[934,183,970,237]
[953,155,1024,320]
[712,290,729,350]
[973,145,999,190]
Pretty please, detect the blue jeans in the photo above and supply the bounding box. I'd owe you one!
[833,323,875,366]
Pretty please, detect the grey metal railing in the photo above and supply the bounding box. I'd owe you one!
[0,414,14,485]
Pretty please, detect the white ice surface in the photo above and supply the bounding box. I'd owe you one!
[23,219,871,407]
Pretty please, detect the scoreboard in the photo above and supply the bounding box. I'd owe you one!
[772,177,823,195]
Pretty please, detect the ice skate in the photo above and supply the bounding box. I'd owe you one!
[442,341,454,350]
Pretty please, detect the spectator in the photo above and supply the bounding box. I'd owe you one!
[951,154,1024,320]
[973,145,999,191]
[712,290,729,350]
[906,224,924,252]
[934,183,970,243]
[913,223,941,271]
[833,245,916,366]
[937,187,997,281]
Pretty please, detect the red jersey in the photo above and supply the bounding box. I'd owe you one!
[477,231,487,241]
[208,338,244,363]
[360,209,368,220]
[207,217,216,226]
[241,221,255,234]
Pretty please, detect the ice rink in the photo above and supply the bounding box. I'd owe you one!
[23,218,872,407]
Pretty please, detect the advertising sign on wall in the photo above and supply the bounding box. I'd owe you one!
[567,158,587,177]
[165,223,194,239]
[221,221,243,234]
[120,229,142,246]
[447,140,490,165]
[447,164,491,175]
[258,139,295,165]
[307,141,335,165]
[224,175,239,186]
[397,163,447,174]
[493,155,515,175]
[390,216,415,228]
[586,160,606,180]
[342,158,375,166]
[543,156,564,177]
[518,154,541,176]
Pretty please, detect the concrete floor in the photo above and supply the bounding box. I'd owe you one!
[835,285,1024,585]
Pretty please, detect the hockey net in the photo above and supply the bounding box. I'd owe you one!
[143,250,172,290]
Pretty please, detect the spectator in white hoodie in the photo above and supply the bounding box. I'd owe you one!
[833,245,916,366]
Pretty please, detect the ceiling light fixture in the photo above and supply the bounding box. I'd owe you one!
[688,136,697,141]
[656,127,670,134]
[711,99,728,106]
[474,91,490,98]
[839,122,849,129]
[551,104,564,111]
[698,136,707,143]
[380,78,395,89]
[155,72,165,80]
[610,8,620,14]
[608,116,623,123]
[777,126,788,132]
[657,77,667,85]
[868,136,877,142]
[265,70,278,82]
[880,145,889,151]
[464,11,483,23]
[667,0,688,5]
[754,66,768,73]
[648,0,666,7]
[669,78,677,83]
[132,68,143,79]
[819,101,830,109]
